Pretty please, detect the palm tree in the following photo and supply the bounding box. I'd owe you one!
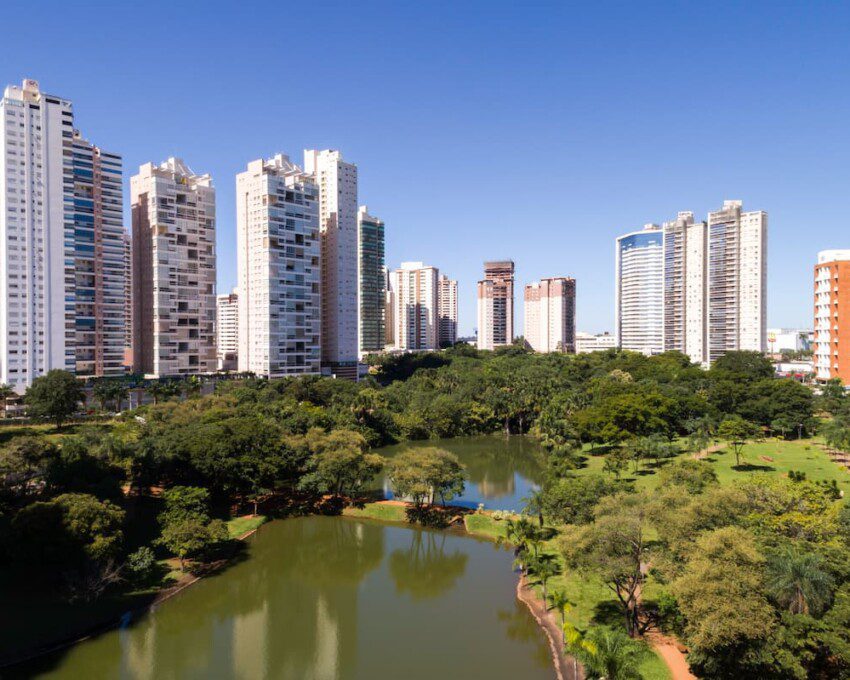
[522,489,546,527]
[530,553,559,603]
[93,380,113,412]
[499,516,537,572]
[575,626,642,680]
[110,383,129,413]
[147,381,168,405]
[0,383,16,418]
[549,590,571,642]
[182,376,202,399]
[766,546,834,615]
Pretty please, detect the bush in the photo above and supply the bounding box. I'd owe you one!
[126,546,157,583]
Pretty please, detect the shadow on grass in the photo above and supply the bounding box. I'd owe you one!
[732,463,776,472]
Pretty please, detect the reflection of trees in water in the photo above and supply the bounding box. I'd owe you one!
[388,530,469,600]
[497,604,553,669]
[116,517,385,680]
[378,436,547,501]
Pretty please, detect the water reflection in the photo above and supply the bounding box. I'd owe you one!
[389,530,469,600]
[376,435,546,510]
[25,517,552,680]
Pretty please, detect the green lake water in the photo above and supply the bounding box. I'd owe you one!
[23,516,553,679]
[374,435,546,511]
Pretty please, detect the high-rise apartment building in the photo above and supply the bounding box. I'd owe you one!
[814,250,850,384]
[71,131,126,378]
[617,201,766,364]
[384,267,395,348]
[236,155,321,378]
[391,262,440,350]
[122,230,133,366]
[304,149,358,379]
[662,212,707,363]
[524,277,576,353]
[707,200,767,362]
[438,275,458,347]
[477,260,514,350]
[130,158,216,377]
[0,79,127,390]
[615,225,664,355]
[216,289,238,372]
[357,206,385,357]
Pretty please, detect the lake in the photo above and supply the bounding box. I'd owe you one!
[373,435,546,511]
[23,516,554,679]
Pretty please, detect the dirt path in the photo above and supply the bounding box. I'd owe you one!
[646,631,696,680]
[516,575,582,680]
[693,443,725,459]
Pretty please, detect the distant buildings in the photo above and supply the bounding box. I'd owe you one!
[575,332,617,353]
[357,206,385,357]
[236,155,321,378]
[615,225,664,355]
[304,150,358,380]
[390,262,440,350]
[438,275,458,347]
[130,158,217,377]
[814,250,850,383]
[616,200,767,364]
[767,328,812,354]
[0,79,127,391]
[477,260,515,350]
[524,277,576,353]
[216,290,238,372]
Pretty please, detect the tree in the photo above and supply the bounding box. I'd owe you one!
[308,430,384,498]
[24,370,84,429]
[92,381,113,412]
[109,383,129,413]
[540,474,622,525]
[711,350,775,380]
[573,626,643,680]
[673,526,779,678]
[766,546,834,616]
[522,488,546,527]
[11,492,124,573]
[158,517,228,571]
[655,459,718,494]
[0,436,58,503]
[717,415,759,466]
[146,381,170,405]
[159,486,212,526]
[561,493,647,637]
[529,552,559,603]
[387,447,466,511]
[499,516,538,572]
[548,590,571,641]
[603,448,629,479]
[0,383,15,418]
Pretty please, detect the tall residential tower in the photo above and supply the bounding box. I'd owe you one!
[814,250,850,384]
[357,206,385,357]
[391,262,440,350]
[236,155,321,377]
[615,225,664,355]
[477,260,514,350]
[438,275,458,347]
[524,277,576,353]
[130,158,216,377]
[304,149,358,379]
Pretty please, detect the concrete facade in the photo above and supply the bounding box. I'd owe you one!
[477,260,514,350]
[524,277,576,353]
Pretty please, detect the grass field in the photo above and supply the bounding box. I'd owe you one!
[342,502,408,522]
[575,437,850,495]
[226,514,268,538]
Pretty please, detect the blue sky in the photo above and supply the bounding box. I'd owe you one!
[2,1,848,335]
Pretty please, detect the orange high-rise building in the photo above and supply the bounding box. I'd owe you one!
[814,250,850,384]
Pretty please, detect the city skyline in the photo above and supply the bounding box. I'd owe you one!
[4,2,847,336]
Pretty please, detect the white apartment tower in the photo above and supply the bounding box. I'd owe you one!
[438,275,458,347]
[391,262,440,350]
[130,158,216,377]
[615,225,664,355]
[662,212,708,364]
[0,79,127,390]
[236,155,321,378]
[304,150,358,379]
[524,277,576,353]
[707,200,767,362]
[216,289,238,371]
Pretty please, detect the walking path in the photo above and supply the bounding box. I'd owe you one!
[646,631,696,680]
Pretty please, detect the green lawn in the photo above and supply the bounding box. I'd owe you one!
[464,512,511,539]
[575,437,850,495]
[342,502,408,522]
[226,514,268,538]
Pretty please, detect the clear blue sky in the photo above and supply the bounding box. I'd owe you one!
[2,1,847,335]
